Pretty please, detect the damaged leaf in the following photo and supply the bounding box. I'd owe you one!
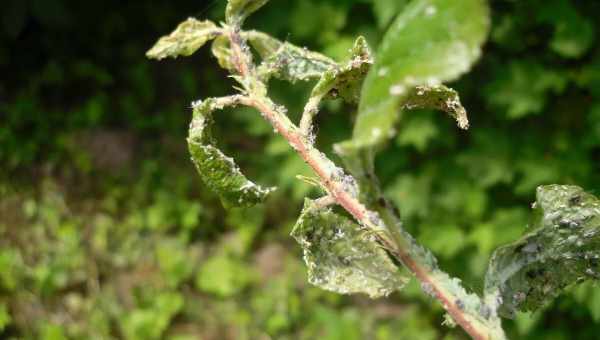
[403,85,469,129]
[146,18,219,60]
[258,42,337,83]
[291,199,409,298]
[312,36,373,104]
[188,97,276,208]
[485,185,600,318]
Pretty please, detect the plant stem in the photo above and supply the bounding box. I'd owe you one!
[227,27,503,340]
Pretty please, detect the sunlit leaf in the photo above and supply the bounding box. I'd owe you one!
[244,30,283,59]
[351,0,489,149]
[226,0,269,24]
[211,36,236,71]
[291,199,409,298]
[188,97,276,208]
[485,185,600,318]
[146,18,219,60]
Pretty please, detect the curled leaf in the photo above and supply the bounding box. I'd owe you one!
[485,185,600,318]
[188,97,276,208]
[313,36,373,104]
[226,0,269,24]
[291,199,409,298]
[211,36,236,71]
[403,85,469,129]
[244,30,283,59]
[146,18,219,60]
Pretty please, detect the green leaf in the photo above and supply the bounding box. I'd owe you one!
[372,0,409,29]
[258,41,337,83]
[146,18,219,60]
[351,0,489,149]
[195,253,254,297]
[226,0,269,24]
[211,35,236,71]
[244,30,283,59]
[403,85,469,129]
[188,97,276,208]
[538,0,595,58]
[291,198,409,298]
[0,303,10,332]
[484,60,567,119]
[312,36,373,104]
[485,185,600,318]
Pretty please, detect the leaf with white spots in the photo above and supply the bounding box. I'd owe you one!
[485,185,600,318]
[312,36,373,104]
[291,199,410,298]
[258,42,337,83]
[146,18,219,60]
[188,97,276,208]
[402,85,469,129]
[347,0,489,150]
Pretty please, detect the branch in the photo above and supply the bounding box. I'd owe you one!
[226,26,504,340]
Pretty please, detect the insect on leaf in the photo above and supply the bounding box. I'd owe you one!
[291,199,410,298]
[146,18,219,60]
[485,185,600,318]
[311,36,373,104]
[188,97,276,208]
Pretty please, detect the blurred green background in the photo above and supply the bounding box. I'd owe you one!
[2,0,600,339]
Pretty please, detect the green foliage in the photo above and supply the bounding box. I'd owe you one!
[3,0,600,339]
[291,199,409,298]
[485,185,600,317]
[122,292,184,340]
[347,0,489,151]
[309,36,373,105]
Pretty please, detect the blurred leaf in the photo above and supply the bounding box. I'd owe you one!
[484,60,567,119]
[146,18,219,60]
[538,0,595,58]
[155,239,195,288]
[420,224,465,258]
[226,0,269,24]
[195,253,254,297]
[485,185,600,318]
[291,199,409,298]
[188,97,276,208]
[372,0,408,29]
[40,324,68,340]
[396,115,438,152]
[0,303,10,331]
[122,292,184,340]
